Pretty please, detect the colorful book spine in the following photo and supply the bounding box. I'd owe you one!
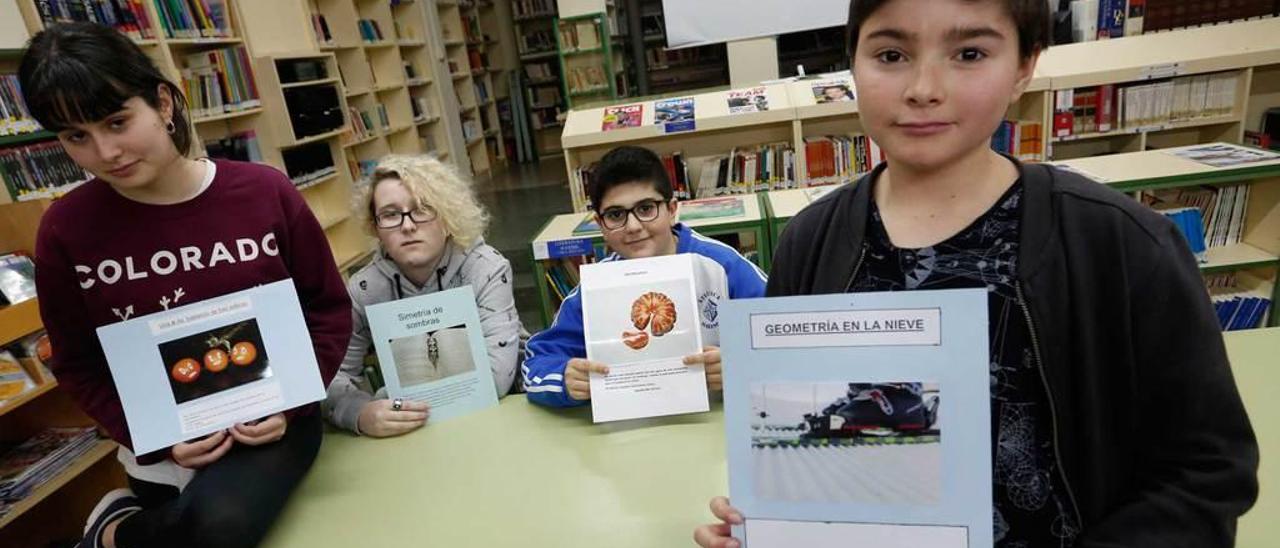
[35,0,156,40]
[180,46,260,119]
[0,141,92,202]
[0,75,42,137]
[153,0,231,39]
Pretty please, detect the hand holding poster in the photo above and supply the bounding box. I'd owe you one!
[580,254,728,422]
[719,288,992,547]
[366,286,498,423]
[96,280,326,455]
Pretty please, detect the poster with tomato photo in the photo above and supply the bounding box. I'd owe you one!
[97,279,325,454]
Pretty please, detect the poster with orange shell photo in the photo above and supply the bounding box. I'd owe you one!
[96,280,326,454]
[579,254,728,422]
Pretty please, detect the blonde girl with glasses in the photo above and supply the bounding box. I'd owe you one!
[322,155,526,437]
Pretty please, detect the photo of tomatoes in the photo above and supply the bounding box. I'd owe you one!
[231,341,257,366]
[159,319,273,405]
[171,358,201,384]
[204,348,229,372]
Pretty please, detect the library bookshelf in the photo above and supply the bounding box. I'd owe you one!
[1051,143,1280,329]
[437,0,508,176]
[0,200,125,547]
[559,18,1280,213]
[511,0,566,156]
[0,0,476,540]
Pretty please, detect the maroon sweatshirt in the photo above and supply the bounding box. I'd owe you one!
[33,159,352,464]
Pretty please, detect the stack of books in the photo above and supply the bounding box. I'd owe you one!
[0,427,102,520]
[1,75,41,137]
[154,0,232,39]
[181,47,261,119]
[35,0,155,41]
[0,141,92,202]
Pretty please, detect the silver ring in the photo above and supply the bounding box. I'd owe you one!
[391,398,403,411]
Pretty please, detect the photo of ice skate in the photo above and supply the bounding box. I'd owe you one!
[750,382,942,506]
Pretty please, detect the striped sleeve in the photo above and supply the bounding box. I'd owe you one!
[522,287,587,408]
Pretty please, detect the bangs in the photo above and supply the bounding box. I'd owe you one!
[23,56,136,132]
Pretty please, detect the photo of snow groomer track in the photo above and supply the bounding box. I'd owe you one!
[750,382,942,505]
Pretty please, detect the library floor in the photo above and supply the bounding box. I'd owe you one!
[473,156,574,331]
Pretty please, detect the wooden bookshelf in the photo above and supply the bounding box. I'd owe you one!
[0,439,117,530]
[557,18,1280,211]
[1051,144,1280,328]
[437,0,508,176]
[555,11,620,109]
[0,200,125,546]
[1037,17,1280,160]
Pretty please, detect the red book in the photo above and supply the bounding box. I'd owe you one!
[1097,84,1115,132]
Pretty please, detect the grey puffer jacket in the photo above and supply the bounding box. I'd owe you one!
[323,238,527,433]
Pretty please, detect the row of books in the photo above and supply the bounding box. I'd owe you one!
[35,0,156,41]
[0,326,52,407]
[512,0,556,18]
[1159,207,1210,260]
[468,50,489,72]
[358,19,387,43]
[462,15,482,44]
[0,141,90,203]
[566,66,609,94]
[1213,293,1272,331]
[474,80,491,103]
[518,29,557,55]
[528,86,561,109]
[1143,0,1278,32]
[153,0,233,39]
[410,96,434,121]
[699,143,798,196]
[1072,0,1279,42]
[1,75,40,137]
[802,135,885,186]
[645,47,720,70]
[559,20,602,51]
[531,108,562,129]
[348,105,391,141]
[1144,183,1249,250]
[1052,71,1239,137]
[524,62,558,81]
[0,427,101,520]
[350,158,378,181]
[990,120,1045,161]
[310,14,333,45]
[462,117,483,141]
[544,256,593,304]
[203,130,263,163]
[180,47,261,119]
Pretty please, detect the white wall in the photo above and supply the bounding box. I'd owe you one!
[559,0,608,19]
[662,0,848,49]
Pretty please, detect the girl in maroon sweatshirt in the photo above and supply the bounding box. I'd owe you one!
[19,23,351,548]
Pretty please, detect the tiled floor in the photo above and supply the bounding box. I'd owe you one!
[473,156,575,332]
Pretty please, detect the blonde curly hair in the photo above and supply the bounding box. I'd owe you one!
[355,155,490,247]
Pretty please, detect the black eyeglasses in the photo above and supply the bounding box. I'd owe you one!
[375,205,438,229]
[598,199,666,230]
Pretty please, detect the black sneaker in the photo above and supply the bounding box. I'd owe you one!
[77,488,141,548]
[834,383,928,434]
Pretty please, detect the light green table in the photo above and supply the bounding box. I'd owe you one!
[262,399,727,547]
[264,329,1278,547]
[1224,327,1280,548]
